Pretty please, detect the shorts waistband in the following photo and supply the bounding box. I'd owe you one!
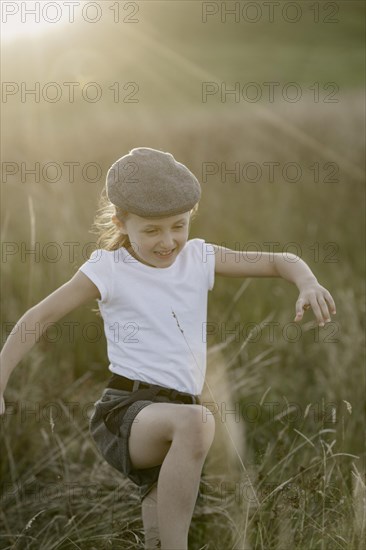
[107,373,200,405]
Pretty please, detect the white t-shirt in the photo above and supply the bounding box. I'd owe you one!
[78,238,216,395]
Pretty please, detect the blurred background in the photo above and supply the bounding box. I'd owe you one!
[1,1,365,549]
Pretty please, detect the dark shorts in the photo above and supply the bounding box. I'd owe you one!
[89,383,202,503]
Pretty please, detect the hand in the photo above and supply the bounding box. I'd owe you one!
[294,282,336,326]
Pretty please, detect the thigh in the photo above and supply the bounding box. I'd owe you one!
[128,402,198,470]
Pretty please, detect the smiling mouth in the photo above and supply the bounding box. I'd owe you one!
[154,248,176,257]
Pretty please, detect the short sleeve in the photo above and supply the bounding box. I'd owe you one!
[78,249,110,303]
[203,242,216,291]
[194,239,215,291]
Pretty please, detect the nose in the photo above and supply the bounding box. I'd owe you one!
[159,232,175,250]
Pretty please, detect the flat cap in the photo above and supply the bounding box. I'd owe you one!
[106,147,201,218]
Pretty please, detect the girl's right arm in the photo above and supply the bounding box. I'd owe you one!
[0,271,101,414]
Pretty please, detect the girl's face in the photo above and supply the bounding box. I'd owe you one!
[112,211,191,268]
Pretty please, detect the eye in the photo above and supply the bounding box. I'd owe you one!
[174,225,184,229]
[145,229,157,234]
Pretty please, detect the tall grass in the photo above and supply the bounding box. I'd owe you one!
[1,95,365,548]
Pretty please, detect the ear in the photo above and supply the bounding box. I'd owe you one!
[112,215,128,234]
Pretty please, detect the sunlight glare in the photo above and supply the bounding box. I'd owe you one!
[1,1,70,42]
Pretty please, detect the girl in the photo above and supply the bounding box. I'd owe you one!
[0,147,336,550]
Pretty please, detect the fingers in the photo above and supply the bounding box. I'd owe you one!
[314,289,337,325]
[294,299,311,322]
[295,290,336,326]
[324,290,337,315]
[317,294,332,324]
[308,296,325,326]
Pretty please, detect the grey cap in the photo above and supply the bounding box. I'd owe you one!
[106,147,201,218]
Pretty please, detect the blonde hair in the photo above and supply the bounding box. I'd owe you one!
[89,187,200,252]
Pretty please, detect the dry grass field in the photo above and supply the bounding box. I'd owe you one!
[1,2,365,548]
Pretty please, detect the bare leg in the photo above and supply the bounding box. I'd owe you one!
[142,484,160,549]
[129,403,216,550]
[157,436,212,549]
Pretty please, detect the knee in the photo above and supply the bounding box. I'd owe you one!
[175,406,216,459]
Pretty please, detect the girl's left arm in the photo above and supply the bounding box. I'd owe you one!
[211,245,336,327]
